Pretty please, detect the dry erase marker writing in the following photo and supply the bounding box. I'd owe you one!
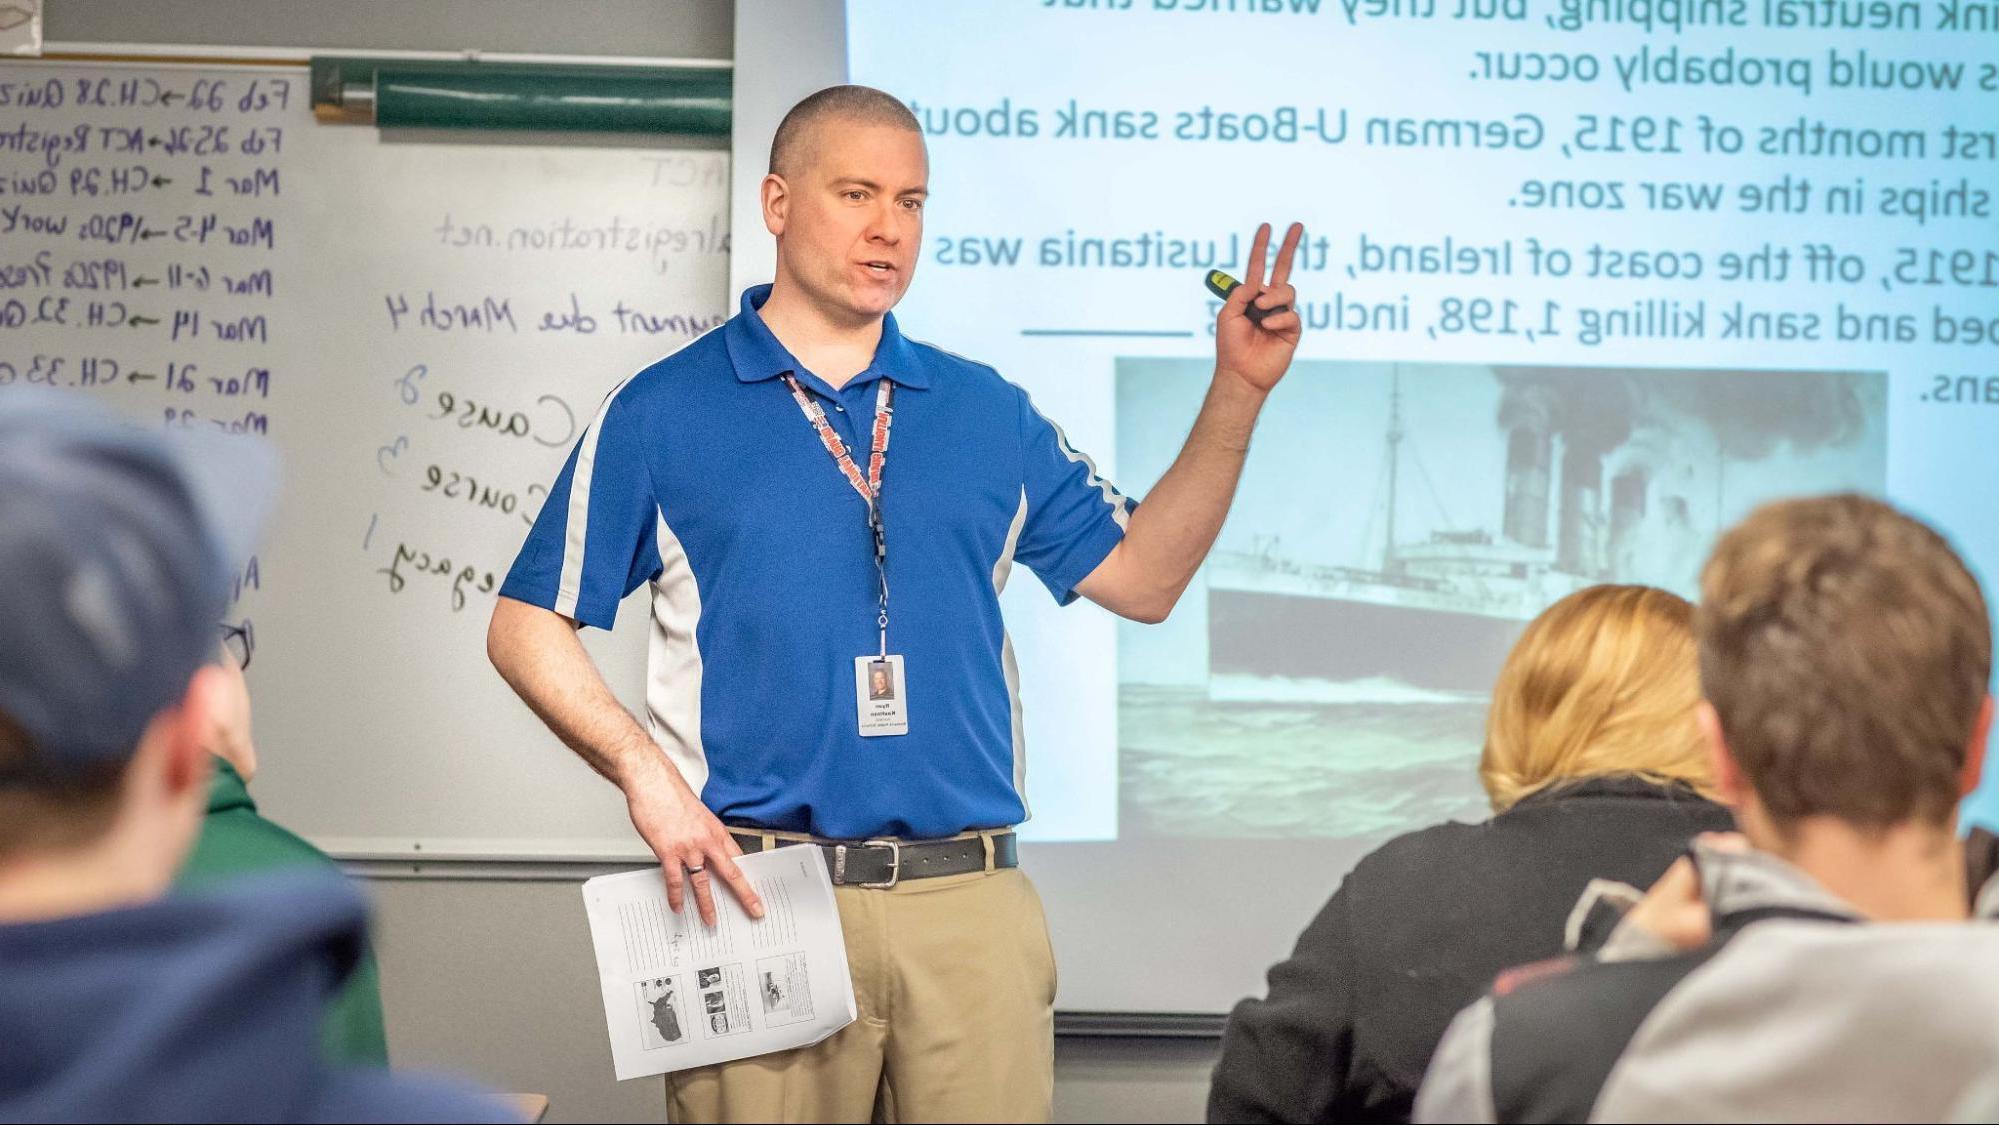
[1205,270,1288,324]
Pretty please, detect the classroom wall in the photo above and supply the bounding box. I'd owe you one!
[43,2,1227,1121]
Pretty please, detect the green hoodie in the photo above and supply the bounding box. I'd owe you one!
[176,757,391,1066]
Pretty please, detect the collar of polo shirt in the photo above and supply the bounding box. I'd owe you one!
[725,284,932,391]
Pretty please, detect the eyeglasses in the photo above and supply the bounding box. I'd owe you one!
[219,620,254,671]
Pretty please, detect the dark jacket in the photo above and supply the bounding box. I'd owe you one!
[0,873,516,1123]
[1207,776,1732,1124]
[178,757,390,1066]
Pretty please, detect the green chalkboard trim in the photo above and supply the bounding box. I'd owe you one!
[310,57,731,135]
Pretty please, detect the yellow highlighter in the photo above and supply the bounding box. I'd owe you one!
[1204,270,1287,325]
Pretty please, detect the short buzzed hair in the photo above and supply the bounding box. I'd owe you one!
[0,710,127,859]
[768,85,922,178]
[1698,494,1991,829]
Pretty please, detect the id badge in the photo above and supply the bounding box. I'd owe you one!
[854,654,909,737]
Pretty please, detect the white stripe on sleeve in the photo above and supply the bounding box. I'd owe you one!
[553,378,632,620]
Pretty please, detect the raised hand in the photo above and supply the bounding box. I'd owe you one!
[1215,221,1304,395]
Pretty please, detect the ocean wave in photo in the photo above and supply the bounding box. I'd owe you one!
[1119,684,1491,841]
[1205,673,1485,707]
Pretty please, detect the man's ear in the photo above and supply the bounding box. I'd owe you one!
[1697,700,1748,808]
[761,172,790,237]
[1962,694,1993,799]
[162,666,225,799]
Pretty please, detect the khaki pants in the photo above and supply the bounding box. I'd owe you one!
[665,840,1056,1124]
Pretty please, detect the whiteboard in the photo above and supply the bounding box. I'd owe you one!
[1,60,730,859]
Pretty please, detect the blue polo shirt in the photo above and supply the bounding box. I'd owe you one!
[501,285,1132,839]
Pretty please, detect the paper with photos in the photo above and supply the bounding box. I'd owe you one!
[583,847,856,1079]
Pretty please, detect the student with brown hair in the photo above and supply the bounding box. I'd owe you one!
[1416,495,1999,1124]
[1209,585,1732,1124]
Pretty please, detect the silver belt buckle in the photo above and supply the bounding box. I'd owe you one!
[858,838,901,889]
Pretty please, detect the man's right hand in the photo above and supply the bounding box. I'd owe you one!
[485,598,768,926]
[626,763,766,926]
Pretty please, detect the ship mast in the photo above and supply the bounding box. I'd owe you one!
[1383,366,1403,573]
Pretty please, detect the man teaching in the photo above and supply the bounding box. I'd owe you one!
[488,85,1303,1122]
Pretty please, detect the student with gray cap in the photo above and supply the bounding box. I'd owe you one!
[0,388,514,1123]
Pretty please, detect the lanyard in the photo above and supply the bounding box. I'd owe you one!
[779,372,896,656]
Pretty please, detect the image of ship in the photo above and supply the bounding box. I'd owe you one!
[1113,357,1886,839]
[1200,363,1887,702]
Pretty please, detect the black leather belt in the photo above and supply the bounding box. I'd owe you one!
[730,830,1018,889]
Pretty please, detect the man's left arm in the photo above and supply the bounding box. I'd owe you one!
[1075,222,1304,624]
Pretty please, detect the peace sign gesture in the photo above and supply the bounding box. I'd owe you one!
[1215,222,1304,395]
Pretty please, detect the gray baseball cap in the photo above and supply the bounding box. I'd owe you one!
[0,388,277,780]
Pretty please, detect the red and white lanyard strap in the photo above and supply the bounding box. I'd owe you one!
[779,373,896,655]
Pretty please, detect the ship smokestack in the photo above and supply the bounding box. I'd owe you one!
[1498,380,1556,549]
[1557,444,1608,577]
[1503,425,1553,549]
[1608,466,1648,577]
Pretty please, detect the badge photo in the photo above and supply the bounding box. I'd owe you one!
[854,654,908,737]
